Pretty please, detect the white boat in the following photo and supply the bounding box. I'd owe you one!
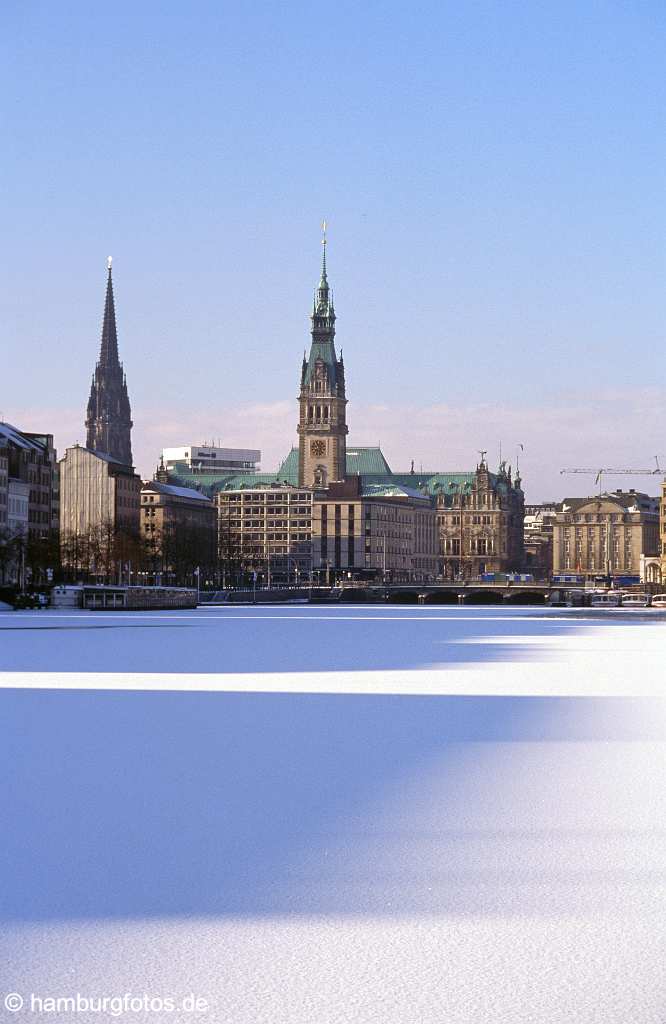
[590,592,622,608]
[621,593,651,608]
[651,594,666,608]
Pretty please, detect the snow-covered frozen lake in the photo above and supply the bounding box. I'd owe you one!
[1,606,665,1022]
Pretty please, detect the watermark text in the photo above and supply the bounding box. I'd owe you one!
[4,992,209,1017]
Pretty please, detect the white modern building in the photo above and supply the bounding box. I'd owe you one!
[162,444,261,477]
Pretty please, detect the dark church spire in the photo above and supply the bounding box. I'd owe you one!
[99,257,120,367]
[85,258,134,467]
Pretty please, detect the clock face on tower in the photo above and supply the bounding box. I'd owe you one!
[310,440,326,457]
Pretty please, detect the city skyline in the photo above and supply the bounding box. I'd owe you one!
[3,2,665,500]
[3,246,665,502]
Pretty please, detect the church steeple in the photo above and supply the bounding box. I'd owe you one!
[297,225,348,488]
[85,258,134,467]
[99,257,120,367]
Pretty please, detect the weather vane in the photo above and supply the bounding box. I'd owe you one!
[321,219,327,247]
[107,256,113,271]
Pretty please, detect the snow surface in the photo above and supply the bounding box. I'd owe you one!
[0,606,665,1022]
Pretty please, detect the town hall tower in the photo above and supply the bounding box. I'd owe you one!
[297,229,348,487]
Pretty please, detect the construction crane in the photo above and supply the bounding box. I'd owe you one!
[560,456,662,495]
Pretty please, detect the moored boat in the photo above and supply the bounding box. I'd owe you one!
[620,592,651,608]
[590,592,622,608]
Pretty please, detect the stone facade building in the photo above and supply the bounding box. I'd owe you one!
[59,445,141,545]
[436,458,525,578]
[0,423,59,585]
[313,477,438,581]
[141,479,216,576]
[86,259,134,467]
[0,423,58,541]
[552,491,659,578]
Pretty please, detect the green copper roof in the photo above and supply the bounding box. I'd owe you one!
[302,240,340,390]
[361,482,431,501]
[164,467,287,497]
[275,448,300,484]
[274,446,394,481]
[167,446,516,502]
[302,339,340,390]
[346,447,393,475]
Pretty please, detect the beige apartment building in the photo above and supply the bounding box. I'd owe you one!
[552,490,659,578]
[216,484,314,582]
[141,478,216,576]
[59,445,141,543]
[215,477,438,583]
[313,478,438,582]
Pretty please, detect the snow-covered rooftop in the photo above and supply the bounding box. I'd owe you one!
[142,480,211,502]
[0,422,45,452]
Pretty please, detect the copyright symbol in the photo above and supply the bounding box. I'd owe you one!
[5,992,24,1012]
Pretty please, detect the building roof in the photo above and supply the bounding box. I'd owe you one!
[346,447,393,475]
[163,444,261,462]
[142,480,212,503]
[65,445,126,465]
[357,470,505,499]
[274,446,394,481]
[560,491,659,514]
[360,482,432,501]
[60,445,138,477]
[0,422,48,452]
[302,245,341,391]
[165,445,521,504]
[166,468,299,494]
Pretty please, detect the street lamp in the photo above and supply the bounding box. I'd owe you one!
[379,533,387,583]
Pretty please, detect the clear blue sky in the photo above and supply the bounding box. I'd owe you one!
[2,1,665,499]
